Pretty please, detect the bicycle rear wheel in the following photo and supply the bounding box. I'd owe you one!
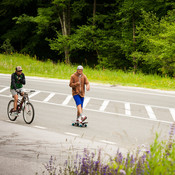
[7,100,17,121]
[23,102,35,124]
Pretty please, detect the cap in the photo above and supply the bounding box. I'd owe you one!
[77,65,83,70]
[16,66,22,71]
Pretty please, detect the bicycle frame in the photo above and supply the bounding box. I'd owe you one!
[7,90,35,124]
[17,91,33,112]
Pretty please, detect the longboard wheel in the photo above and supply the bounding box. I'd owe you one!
[79,124,83,127]
[84,124,87,127]
[72,123,75,126]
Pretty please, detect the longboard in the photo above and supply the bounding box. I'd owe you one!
[72,121,88,127]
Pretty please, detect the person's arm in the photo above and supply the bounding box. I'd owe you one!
[11,73,17,90]
[84,75,90,91]
[86,83,90,91]
[69,76,79,88]
[20,73,26,85]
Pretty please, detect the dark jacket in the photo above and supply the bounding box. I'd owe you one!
[10,72,26,90]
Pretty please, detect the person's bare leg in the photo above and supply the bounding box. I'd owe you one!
[20,92,24,108]
[77,104,82,117]
[13,94,18,111]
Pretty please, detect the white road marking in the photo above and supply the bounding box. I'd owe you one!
[0,87,9,93]
[34,126,46,129]
[99,100,109,111]
[23,88,174,110]
[169,108,175,121]
[62,95,72,105]
[100,140,116,145]
[1,94,173,124]
[64,132,80,137]
[83,97,90,108]
[145,105,157,120]
[43,93,55,102]
[125,103,131,116]
[1,73,175,97]
[28,91,40,98]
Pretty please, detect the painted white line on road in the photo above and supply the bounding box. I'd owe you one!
[28,91,40,98]
[0,85,170,110]
[43,93,55,102]
[92,86,175,98]
[99,100,109,111]
[34,126,47,129]
[169,108,175,121]
[1,73,175,97]
[125,103,131,116]
[0,87,9,93]
[145,105,157,120]
[84,97,90,108]
[62,95,72,105]
[100,140,116,145]
[0,94,174,124]
[64,132,80,137]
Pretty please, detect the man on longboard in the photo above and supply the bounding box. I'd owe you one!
[69,65,90,124]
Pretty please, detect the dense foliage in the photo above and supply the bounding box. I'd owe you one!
[1,0,175,75]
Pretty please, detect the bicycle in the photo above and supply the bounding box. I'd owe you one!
[7,90,35,124]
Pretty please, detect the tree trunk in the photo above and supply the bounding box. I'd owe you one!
[92,0,99,58]
[58,2,71,64]
[93,0,96,26]
[132,12,136,74]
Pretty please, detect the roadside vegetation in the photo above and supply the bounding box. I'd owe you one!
[42,123,175,175]
[1,53,175,91]
[1,1,175,77]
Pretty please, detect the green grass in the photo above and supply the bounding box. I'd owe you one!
[0,53,175,91]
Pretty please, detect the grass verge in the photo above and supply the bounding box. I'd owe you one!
[0,53,175,91]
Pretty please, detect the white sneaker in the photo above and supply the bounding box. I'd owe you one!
[11,112,18,116]
[81,116,87,122]
[77,117,82,123]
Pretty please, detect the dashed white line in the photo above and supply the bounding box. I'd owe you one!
[145,105,157,120]
[0,87,9,93]
[34,126,46,129]
[62,95,72,105]
[43,93,55,102]
[83,97,90,108]
[99,100,109,111]
[125,103,131,116]
[169,108,175,121]
[100,140,116,145]
[64,132,80,137]
[28,91,40,98]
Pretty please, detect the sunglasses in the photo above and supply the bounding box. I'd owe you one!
[17,70,22,72]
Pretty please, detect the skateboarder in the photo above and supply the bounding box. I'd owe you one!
[69,65,90,123]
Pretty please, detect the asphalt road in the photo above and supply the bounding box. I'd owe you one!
[0,73,175,174]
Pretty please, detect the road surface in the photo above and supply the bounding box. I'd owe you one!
[0,73,174,174]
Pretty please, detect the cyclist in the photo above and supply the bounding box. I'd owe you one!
[69,65,90,123]
[10,66,26,114]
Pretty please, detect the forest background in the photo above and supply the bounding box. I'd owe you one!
[1,0,175,77]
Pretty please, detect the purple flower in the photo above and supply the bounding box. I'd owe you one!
[119,169,126,175]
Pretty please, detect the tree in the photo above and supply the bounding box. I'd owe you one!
[136,10,175,76]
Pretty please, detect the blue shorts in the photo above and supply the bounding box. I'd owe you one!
[73,94,84,108]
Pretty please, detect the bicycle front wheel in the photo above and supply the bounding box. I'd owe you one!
[23,102,35,124]
[7,100,17,121]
